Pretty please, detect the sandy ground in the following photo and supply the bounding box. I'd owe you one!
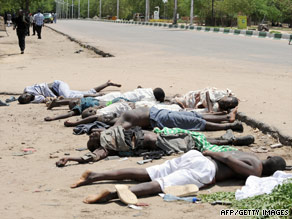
[0,26,291,219]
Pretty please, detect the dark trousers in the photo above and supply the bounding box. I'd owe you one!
[17,32,26,51]
[32,23,36,35]
[36,25,42,39]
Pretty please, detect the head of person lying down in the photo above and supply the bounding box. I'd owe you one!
[153,87,165,102]
[87,131,101,152]
[262,156,286,176]
[218,96,239,111]
[82,107,97,118]
[18,93,35,104]
[68,99,81,110]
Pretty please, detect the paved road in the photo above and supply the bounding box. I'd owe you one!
[51,20,292,139]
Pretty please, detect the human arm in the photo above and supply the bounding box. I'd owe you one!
[56,148,109,167]
[64,115,98,127]
[83,93,104,97]
[206,91,214,113]
[203,151,262,177]
[44,110,78,122]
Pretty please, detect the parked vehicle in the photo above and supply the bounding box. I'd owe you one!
[44,13,53,23]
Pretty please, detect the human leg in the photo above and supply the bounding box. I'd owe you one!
[204,121,243,132]
[46,98,78,109]
[83,181,161,204]
[201,107,237,123]
[71,168,151,188]
[17,32,25,53]
[93,80,121,92]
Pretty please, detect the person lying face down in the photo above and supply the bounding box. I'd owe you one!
[171,87,239,113]
[56,126,255,167]
[69,150,286,204]
[18,80,121,104]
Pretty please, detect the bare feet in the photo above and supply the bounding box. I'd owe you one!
[107,80,121,87]
[230,121,243,132]
[228,107,238,122]
[64,120,75,127]
[71,170,95,188]
[83,189,116,204]
[44,116,53,122]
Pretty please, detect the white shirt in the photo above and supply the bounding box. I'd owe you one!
[135,100,182,111]
[174,87,233,111]
[24,83,56,103]
[122,88,155,102]
[34,13,44,26]
[95,88,156,102]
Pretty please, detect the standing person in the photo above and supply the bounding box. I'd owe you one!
[13,9,29,54]
[53,13,57,23]
[34,9,44,39]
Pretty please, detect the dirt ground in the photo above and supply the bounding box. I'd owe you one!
[0,27,291,219]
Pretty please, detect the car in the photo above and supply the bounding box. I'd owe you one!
[44,13,53,23]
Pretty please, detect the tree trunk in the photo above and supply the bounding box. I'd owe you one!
[173,0,177,24]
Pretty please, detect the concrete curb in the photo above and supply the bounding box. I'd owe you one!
[237,112,292,146]
[45,25,114,57]
[101,19,292,43]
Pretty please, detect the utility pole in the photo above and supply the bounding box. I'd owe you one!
[211,0,214,26]
[173,0,177,24]
[66,0,68,19]
[72,0,74,19]
[99,0,102,19]
[88,0,90,18]
[78,0,80,18]
[145,0,150,21]
[117,0,119,19]
[190,0,193,25]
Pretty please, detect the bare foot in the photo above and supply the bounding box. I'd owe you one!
[71,170,94,188]
[230,121,243,132]
[83,189,115,204]
[107,80,121,87]
[47,98,58,110]
[64,120,75,127]
[44,116,53,122]
[228,107,238,122]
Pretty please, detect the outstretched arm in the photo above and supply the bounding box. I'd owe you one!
[56,148,109,167]
[64,115,98,127]
[203,151,262,177]
[44,111,78,122]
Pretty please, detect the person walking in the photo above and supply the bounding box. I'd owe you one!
[34,9,44,39]
[13,9,29,54]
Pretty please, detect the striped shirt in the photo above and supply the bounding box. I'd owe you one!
[34,13,44,26]
[153,127,238,152]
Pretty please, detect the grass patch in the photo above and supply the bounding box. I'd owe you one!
[270,31,281,34]
[199,180,292,218]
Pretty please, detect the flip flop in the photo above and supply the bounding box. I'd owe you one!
[164,184,199,197]
[115,184,138,205]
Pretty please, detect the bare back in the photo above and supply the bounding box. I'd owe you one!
[208,151,263,182]
[114,107,151,130]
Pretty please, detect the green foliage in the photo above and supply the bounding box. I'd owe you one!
[1,0,291,25]
[199,180,292,219]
